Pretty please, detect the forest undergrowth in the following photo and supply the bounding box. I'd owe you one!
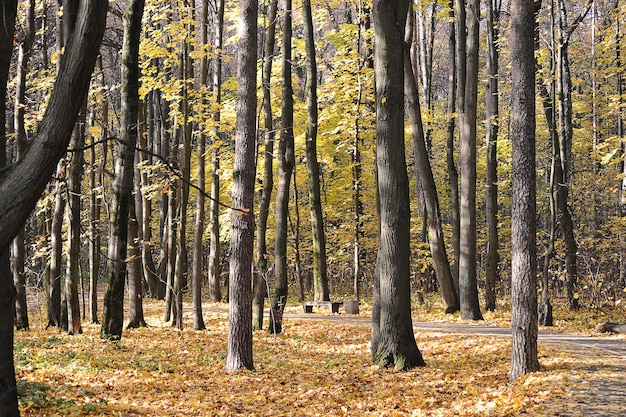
[14,292,625,416]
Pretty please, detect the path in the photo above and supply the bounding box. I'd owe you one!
[285,312,626,416]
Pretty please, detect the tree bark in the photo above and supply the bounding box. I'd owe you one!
[484,0,500,312]
[303,0,329,303]
[404,23,459,314]
[458,0,483,320]
[12,0,35,331]
[0,0,106,414]
[207,0,225,304]
[127,190,146,329]
[254,0,278,329]
[510,0,540,381]
[226,0,257,371]
[101,0,145,340]
[269,0,294,335]
[371,0,425,371]
[448,0,460,291]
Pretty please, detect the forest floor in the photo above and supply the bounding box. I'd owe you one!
[14,292,626,416]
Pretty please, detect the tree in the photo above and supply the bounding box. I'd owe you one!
[370,0,425,371]
[269,0,295,335]
[484,0,501,312]
[226,0,258,371]
[0,0,108,414]
[101,0,145,340]
[254,0,278,329]
[458,0,483,320]
[12,0,36,331]
[303,0,329,303]
[510,0,540,381]
[404,16,459,314]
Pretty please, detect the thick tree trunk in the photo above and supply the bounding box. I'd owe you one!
[101,0,145,340]
[226,0,257,371]
[0,1,18,414]
[510,0,540,381]
[458,0,483,320]
[0,0,106,414]
[254,0,278,329]
[269,0,294,335]
[371,0,425,371]
[303,0,329,303]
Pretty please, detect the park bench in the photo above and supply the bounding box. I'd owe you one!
[302,301,343,314]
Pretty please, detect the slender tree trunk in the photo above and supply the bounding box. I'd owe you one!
[484,0,500,312]
[101,0,145,340]
[448,0,460,291]
[127,192,146,329]
[269,0,294,334]
[66,116,85,336]
[192,0,209,331]
[371,0,425,371]
[303,0,329,302]
[12,0,35,331]
[510,0,540,381]
[458,0,483,320]
[404,21,459,314]
[291,167,305,302]
[48,175,65,328]
[207,0,225,303]
[254,0,278,329]
[226,0,257,371]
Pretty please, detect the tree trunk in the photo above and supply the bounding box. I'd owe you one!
[254,0,278,329]
[269,0,294,335]
[0,1,18,414]
[484,0,500,312]
[66,116,85,336]
[12,0,35,331]
[48,176,65,328]
[303,0,329,303]
[0,0,106,414]
[448,0,460,291]
[291,167,305,302]
[404,22,459,314]
[510,0,540,381]
[226,0,257,371]
[127,191,146,329]
[371,0,425,371]
[207,0,225,304]
[458,0,483,320]
[101,0,145,340]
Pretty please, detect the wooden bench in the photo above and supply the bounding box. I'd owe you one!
[302,301,343,314]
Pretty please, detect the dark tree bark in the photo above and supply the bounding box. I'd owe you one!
[484,0,501,312]
[303,0,329,303]
[226,0,257,371]
[510,0,540,381]
[12,0,35,331]
[101,0,145,340]
[371,0,425,371]
[0,1,18,414]
[254,0,278,329]
[0,1,107,414]
[404,24,459,314]
[127,191,146,329]
[269,0,294,335]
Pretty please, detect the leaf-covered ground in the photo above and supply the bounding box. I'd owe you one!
[14,295,625,416]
